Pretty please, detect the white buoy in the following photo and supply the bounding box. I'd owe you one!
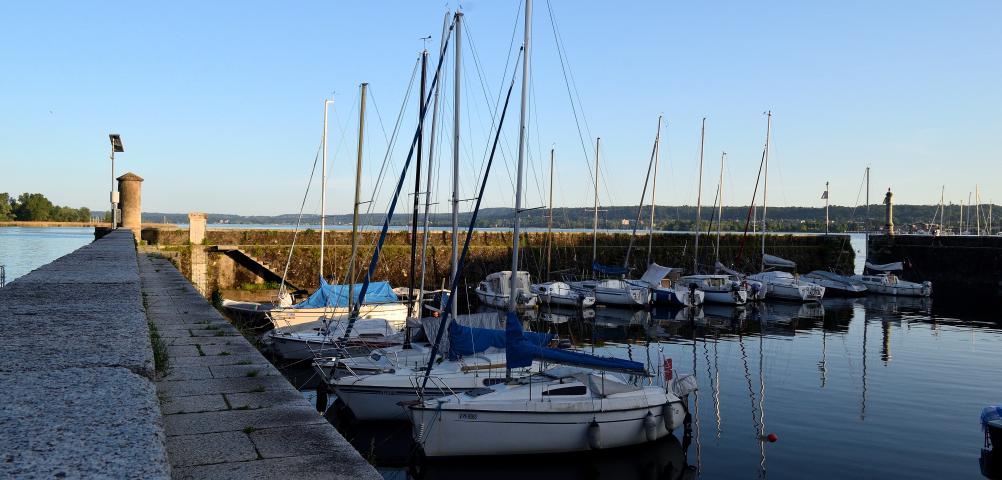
[587,420,602,450]
[643,411,658,442]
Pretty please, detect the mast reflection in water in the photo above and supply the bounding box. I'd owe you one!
[282,295,1002,479]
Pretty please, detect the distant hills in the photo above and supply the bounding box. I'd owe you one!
[129,203,991,234]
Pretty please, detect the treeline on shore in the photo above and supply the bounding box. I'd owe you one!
[0,193,92,222]
[138,203,983,233]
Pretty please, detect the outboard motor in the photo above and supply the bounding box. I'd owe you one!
[982,406,1002,477]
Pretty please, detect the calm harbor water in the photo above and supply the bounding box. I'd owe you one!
[281,297,1002,480]
[0,227,94,284]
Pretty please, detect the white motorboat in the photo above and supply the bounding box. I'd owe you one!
[409,313,697,457]
[678,274,748,305]
[651,277,706,307]
[530,281,596,307]
[748,271,825,302]
[803,270,867,296]
[475,271,539,309]
[853,262,931,296]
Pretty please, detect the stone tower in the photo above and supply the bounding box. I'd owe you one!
[117,172,144,238]
[883,188,894,235]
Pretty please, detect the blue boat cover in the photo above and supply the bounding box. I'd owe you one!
[447,320,552,360]
[983,405,1002,430]
[293,276,398,309]
[592,261,629,276]
[504,312,646,373]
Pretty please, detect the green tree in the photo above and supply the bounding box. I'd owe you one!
[13,193,54,221]
[0,193,13,221]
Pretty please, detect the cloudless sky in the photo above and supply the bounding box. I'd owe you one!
[1,1,1000,217]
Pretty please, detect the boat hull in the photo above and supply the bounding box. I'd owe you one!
[267,303,408,329]
[411,401,687,457]
[475,289,539,309]
[861,283,931,297]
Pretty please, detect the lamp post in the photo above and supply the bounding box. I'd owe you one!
[109,134,124,228]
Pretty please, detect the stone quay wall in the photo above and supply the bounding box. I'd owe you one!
[141,228,854,296]
[868,234,1002,299]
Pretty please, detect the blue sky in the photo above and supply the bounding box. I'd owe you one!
[1,1,999,216]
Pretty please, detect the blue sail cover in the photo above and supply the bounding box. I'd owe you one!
[592,261,629,276]
[504,312,646,373]
[447,320,552,360]
[293,276,398,309]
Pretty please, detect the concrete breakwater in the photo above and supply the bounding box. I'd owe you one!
[138,228,854,298]
[868,234,1002,300]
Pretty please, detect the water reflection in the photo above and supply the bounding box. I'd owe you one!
[276,294,1002,479]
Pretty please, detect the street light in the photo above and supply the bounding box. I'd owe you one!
[109,134,124,228]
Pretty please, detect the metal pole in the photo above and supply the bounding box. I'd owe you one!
[407,51,427,321]
[509,0,530,312]
[592,137,601,264]
[348,83,368,311]
[976,185,981,236]
[647,116,662,267]
[546,147,554,279]
[451,12,462,318]
[321,99,332,279]
[693,118,705,273]
[761,111,771,272]
[419,12,449,309]
[110,148,117,228]
[825,181,830,235]
[865,166,870,229]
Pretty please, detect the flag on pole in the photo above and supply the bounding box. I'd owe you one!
[821,190,828,200]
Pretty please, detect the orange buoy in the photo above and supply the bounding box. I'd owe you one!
[766,433,778,443]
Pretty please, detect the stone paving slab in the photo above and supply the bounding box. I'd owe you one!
[0,230,170,479]
[140,254,380,479]
[172,453,376,480]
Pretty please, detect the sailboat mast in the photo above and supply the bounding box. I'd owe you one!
[320,99,332,280]
[546,147,554,279]
[419,12,450,307]
[406,51,428,320]
[592,137,601,264]
[693,118,705,273]
[509,0,531,312]
[825,181,830,235]
[939,185,945,230]
[348,83,368,311]
[715,152,725,263]
[647,115,662,267]
[761,111,771,272]
[976,185,981,236]
[451,11,462,318]
[865,166,870,230]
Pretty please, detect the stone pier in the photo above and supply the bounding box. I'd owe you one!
[0,229,380,479]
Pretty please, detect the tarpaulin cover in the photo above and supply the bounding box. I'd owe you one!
[293,276,398,309]
[639,263,672,287]
[505,311,646,373]
[447,319,552,360]
[982,406,1002,430]
[592,261,629,276]
[865,261,904,272]
[763,254,797,269]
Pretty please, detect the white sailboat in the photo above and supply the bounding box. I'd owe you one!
[530,281,596,307]
[475,271,539,308]
[411,3,696,456]
[409,313,694,457]
[748,255,825,302]
[852,261,932,296]
[679,274,748,305]
[745,112,824,302]
[803,270,867,296]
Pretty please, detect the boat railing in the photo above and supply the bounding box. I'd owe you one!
[416,375,463,402]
